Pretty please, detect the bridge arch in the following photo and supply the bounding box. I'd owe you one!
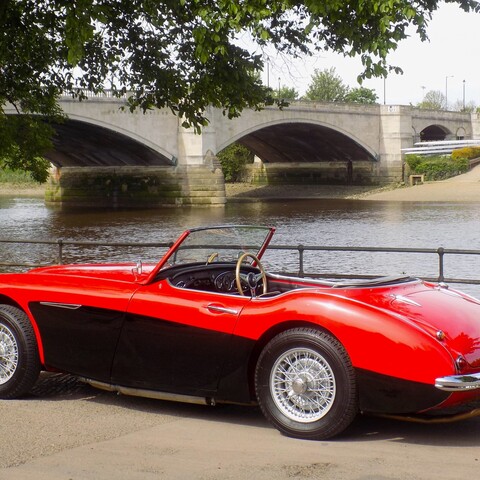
[216,119,378,164]
[47,118,176,167]
[216,119,379,186]
[419,124,452,142]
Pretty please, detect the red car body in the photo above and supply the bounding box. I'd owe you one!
[0,225,479,439]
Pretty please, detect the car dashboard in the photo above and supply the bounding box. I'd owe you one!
[158,262,262,295]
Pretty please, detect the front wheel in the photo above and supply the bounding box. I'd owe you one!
[255,328,357,440]
[0,305,40,399]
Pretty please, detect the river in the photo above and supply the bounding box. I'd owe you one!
[1,195,480,297]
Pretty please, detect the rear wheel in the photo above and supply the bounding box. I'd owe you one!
[255,328,357,440]
[0,305,40,399]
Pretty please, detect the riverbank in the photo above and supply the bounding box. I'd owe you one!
[227,165,480,202]
[0,184,45,197]
[2,165,480,202]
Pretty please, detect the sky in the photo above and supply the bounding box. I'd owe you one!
[258,2,480,108]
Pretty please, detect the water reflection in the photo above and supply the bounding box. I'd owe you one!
[1,197,480,297]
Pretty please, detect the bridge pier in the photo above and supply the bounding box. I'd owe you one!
[243,160,379,185]
[45,163,226,208]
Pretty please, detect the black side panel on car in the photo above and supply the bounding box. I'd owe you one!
[356,368,450,413]
[111,313,236,396]
[29,302,125,381]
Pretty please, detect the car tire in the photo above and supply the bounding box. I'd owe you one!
[0,305,40,399]
[255,327,357,440]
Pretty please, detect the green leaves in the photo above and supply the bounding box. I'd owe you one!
[65,1,95,65]
[305,67,348,102]
[1,0,479,181]
[0,115,55,183]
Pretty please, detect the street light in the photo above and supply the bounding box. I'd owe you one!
[463,80,466,110]
[445,75,453,110]
[421,85,426,100]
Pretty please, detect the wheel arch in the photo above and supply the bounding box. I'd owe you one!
[247,319,341,399]
[0,294,23,311]
[0,295,45,365]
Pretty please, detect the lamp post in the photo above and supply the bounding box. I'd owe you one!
[421,85,426,101]
[445,75,453,110]
[463,79,466,111]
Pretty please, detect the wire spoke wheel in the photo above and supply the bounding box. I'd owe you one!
[0,323,19,385]
[0,305,40,399]
[270,347,336,423]
[255,328,357,440]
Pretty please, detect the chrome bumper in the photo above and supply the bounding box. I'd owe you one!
[435,372,480,392]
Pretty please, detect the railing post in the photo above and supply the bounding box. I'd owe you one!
[437,247,445,282]
[57,239,64,264]
[298,244,304,277]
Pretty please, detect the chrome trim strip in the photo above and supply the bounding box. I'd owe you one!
[39,302,82,310]
[206,304,239,315]
[79,378,213,405]
[435,372,480,391]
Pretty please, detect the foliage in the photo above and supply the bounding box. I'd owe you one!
[0,116,55,182]
[0,167,40,185]
[344,87,379,104]
[304,68,348,102]
[451,146,480,161]
[451,100,477,112]
[272,86,299,101]
[405,154,469,181]
[404,154,423,171]
[417,90,445,110]
[304,69,378,104]
[217,143,254,182]
[1,0,479,180]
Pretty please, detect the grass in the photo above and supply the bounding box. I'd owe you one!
[0,168,41,186]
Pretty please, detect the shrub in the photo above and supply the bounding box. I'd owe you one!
[406,155,469,181]
[0,166,40,185]
[404,154,423,171]
[451,146,480,161]
[217,143,254,182]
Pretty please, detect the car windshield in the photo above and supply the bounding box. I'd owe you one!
[169,225,274,266]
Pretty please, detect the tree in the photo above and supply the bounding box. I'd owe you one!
[452,99,477,113]
[344,87,378,104]
[1,0,479,181]
[304,68,348,102]
[273,86,299,101]
[217,143,254,182]
[417,90,446,110]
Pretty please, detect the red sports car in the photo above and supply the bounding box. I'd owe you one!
[1,225,479,440]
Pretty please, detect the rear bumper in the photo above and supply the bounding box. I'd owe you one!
[435,372,480,391]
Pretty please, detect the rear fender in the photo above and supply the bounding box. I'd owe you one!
[236,291,455,385]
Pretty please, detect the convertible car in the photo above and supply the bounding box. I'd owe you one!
[1,225,480,440]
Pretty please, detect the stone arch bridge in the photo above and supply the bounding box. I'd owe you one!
[7,95,479,207]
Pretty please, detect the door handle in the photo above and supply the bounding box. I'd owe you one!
[206,304,239,315]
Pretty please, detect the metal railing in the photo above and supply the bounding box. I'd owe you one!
[1,238,480,287]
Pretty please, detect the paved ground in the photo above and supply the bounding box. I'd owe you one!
[1,373,479,480]
[361,165,480,202]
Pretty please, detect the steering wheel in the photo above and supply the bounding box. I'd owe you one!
[235,252,267,297]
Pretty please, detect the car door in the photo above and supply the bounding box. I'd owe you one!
[111,280,251,396]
